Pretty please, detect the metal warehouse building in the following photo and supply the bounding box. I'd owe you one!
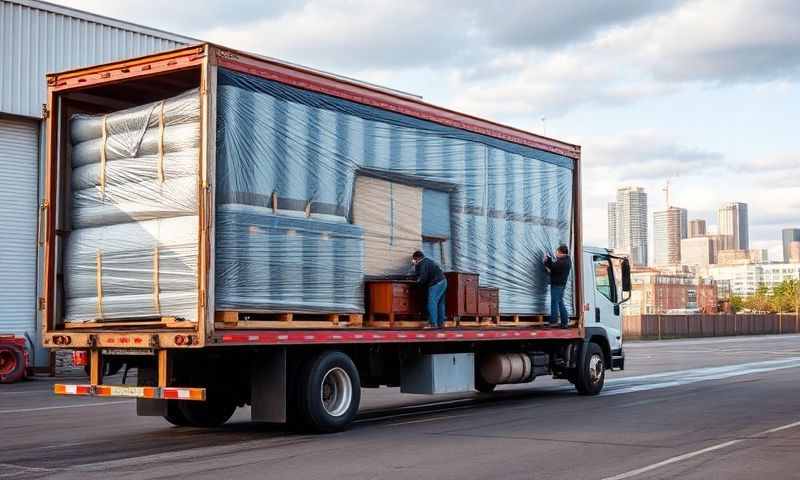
[0,0,192,366]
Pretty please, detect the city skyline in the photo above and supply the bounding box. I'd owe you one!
[608,189,797,265]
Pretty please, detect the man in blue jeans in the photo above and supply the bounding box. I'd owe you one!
[543,245,572,328]
[412,251,447,328]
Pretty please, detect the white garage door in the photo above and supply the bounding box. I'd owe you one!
[0,116,39,337]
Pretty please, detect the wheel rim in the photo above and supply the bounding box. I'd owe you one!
[0,350,17,376]
[588,354,604,384]
[320,367,352,417]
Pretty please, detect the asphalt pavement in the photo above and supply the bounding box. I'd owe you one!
[3,334,800,479]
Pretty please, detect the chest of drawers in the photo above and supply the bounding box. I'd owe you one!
[478,287,500,321]
[445,272,479,320]
[365,281,425,326]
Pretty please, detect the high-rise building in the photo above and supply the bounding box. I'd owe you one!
[681,237,714,266]
[614,187,648,266]
[689,219,706,238]
[654,207,688,265]
[783,228,800,262]
[708,234,732,263]
[790,242,800,263]
[718,202,749,250]
[749,249,769,264]
[608,202,617,249]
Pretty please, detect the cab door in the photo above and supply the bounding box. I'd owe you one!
[591,255,622,351]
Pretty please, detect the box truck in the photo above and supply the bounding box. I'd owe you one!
[42,44,630,431]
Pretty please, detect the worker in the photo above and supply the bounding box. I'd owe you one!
[543,245,572,328]
[411,251,447,328]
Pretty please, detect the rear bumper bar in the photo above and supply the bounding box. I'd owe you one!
[54,384,205,401]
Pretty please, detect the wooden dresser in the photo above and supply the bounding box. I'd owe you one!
[444,272,479,321]
[365,280,425,326]
[478,287,500,323]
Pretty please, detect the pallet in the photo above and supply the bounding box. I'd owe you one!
[215,310,364,329]
[452,315,500,326]
[366,312,427,328]
[497,314,548,327]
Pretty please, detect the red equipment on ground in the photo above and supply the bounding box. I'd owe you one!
[0,335,30,384]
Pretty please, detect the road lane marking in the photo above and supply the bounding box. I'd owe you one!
[0,400,133,414]
[387,413,474,426]
[601,419,800,480]
[0,464,56,478]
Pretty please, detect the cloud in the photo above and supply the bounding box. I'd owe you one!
[470,0,684,48]
[732,155,800,189]
[583,131,724,180]
[637,0,800,82]
[452,0,800,117]
[204,2,482,70]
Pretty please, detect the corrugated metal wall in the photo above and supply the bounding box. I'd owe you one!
[0,116,39,337]
[0,0,191,118]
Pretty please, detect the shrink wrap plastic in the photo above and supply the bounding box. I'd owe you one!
[216,69,575,315]
[64,89,200,322]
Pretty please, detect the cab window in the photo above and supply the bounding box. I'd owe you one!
[593,257,617,303]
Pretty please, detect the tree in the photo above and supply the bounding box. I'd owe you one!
[745,284,774,313]
[772,279,800,315]
[729,294,744,313]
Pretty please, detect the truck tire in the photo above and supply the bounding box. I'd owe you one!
[298,350,360,433]
[574,342,605,396]
[0,345,26,384]
[474,374,496,393]
[176,389,236,427]
[163,402,192,427]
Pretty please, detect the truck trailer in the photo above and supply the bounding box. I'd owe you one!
[42,43,630,432]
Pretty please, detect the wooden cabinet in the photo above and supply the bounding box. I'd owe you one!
[445,272,479,320]
[478,287,500,321]
[365,281,424,326]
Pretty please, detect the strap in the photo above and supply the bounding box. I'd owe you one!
[99,116,108,196]
[153,246,161,314]
[95,249,104,319]
[157,100,165,183]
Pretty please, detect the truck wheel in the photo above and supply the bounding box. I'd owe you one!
[475,375,496,393]
[163,402,192,427]
[574,342,605,396]
[298,351,360,433]
[0,345,26,384]
[176,389,236,427]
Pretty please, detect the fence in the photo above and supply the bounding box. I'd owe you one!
[623,313,800,340]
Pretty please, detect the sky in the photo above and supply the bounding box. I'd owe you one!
[57,0,800,261]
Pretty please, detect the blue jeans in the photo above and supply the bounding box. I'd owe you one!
[427,279,447,327]
[549,285,568,327]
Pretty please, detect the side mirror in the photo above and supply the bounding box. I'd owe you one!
[621,258,631,293]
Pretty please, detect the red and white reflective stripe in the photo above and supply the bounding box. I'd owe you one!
[54,384,205,401]
[218,328,580,345]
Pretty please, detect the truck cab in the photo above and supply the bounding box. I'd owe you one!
[582,246,631,371]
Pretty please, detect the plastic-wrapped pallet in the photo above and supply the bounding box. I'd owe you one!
[215,69,575,316]
[64,89,200,323]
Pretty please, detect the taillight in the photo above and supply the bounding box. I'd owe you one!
[174,335,196,346]
[53,335,72,345]
[72,351,88,367]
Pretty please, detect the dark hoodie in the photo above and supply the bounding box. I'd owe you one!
[544,255,572,286]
